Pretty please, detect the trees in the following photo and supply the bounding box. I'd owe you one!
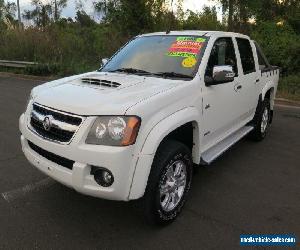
[94,0,181,35]
[183,6,224,31]
[23,0,67,27]
[53,0,68,21]
[75,10,96,27]
[94,0,155,35]
[1,0,299,80]
[0,0,17,29]
[23,0,52,27]
[212,0,259,32]
[212,0,299,34]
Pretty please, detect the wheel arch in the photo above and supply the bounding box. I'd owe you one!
[262,82,276,109]
[129,107,201,200]
[140,107,200,163]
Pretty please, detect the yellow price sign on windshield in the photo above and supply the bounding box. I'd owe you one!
[182,57,197,68]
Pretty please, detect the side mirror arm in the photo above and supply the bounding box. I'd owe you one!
[100,58,109,68]
[204,76,214,86]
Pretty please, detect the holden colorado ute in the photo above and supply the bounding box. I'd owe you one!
[19,31,279,224]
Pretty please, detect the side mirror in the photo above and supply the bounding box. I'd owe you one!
[100,58,108,68]
[205,65,235,86]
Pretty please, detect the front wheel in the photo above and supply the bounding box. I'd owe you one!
[142,140,193,225]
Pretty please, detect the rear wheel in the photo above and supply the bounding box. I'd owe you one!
[249,98,271,141]
[143,140,193,225]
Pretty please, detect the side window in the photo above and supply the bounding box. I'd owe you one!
[236,38,256,74]
[205,37,238,78]
[255,42,270,71]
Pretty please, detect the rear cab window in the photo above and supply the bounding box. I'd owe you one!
[254,42,271,71]
[236,38,256,75]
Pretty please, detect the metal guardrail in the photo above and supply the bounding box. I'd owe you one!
[0,60,37,68]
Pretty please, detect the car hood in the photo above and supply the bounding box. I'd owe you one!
[33,72,183,115]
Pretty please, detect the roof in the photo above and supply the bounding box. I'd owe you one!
[140,30,250,39]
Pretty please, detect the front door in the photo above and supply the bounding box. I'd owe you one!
[201,37,243,151]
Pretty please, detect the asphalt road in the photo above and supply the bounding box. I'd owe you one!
[0,74,299,249]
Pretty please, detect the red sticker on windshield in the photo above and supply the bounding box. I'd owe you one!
[166,37,205,58]
[168,46,201,54]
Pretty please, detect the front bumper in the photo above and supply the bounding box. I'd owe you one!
[19,113,139,201]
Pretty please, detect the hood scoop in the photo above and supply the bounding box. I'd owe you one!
[81,78,121,88]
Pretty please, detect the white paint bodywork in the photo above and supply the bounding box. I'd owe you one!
[19,31,279,201]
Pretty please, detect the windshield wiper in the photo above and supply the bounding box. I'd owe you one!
[108,68,153,75]
[153,72,193,79]
[108,68,193,79]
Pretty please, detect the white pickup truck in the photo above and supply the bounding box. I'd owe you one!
[19,31,279,224]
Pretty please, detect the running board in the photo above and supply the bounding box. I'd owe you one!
[201,126,254,165]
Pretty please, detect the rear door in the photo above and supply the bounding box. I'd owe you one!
[234,38,260,121]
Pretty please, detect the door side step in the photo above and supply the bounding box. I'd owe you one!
[200,126,254,165]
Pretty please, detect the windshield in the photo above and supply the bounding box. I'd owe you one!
[100,35,208,80]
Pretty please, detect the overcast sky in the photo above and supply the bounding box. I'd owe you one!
[16,0,221,20]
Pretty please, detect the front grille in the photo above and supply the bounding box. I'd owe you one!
[30,103,82,143]
[31,118,74,142]
[28,140,74,170]
[33,104,82,125]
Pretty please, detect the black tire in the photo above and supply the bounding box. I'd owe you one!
[142,140,193,225]
[249,98,271,141]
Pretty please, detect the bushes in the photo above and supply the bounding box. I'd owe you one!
[251,22,300,75]
[0,16,299,93]
[251,22,300,101]
[1,4,227,77]
[0,23,126,76]
[277,74,300,100]
[25,64,60,76]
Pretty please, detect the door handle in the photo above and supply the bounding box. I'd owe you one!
[205,104,210,109]
[234,84,242,91]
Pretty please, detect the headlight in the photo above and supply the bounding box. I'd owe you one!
[86,116,141,146]
[108,117,127,140]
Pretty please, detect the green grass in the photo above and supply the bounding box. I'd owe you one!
[277,74,300,101]
[0,62,97,77]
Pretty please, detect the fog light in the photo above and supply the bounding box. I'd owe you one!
[103,171,113,184]
[92,167,114,187]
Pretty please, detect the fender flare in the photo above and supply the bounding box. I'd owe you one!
[128,107,200,200]
[261,81,276,109]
